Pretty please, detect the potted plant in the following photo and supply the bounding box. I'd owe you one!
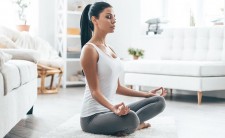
[13,0,31,31]
[128,48,144,60]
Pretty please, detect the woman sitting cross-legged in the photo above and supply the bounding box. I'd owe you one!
[79,2,167,136]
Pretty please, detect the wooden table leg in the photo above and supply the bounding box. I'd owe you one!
[197,91,203,105]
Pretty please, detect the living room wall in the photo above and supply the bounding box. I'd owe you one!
[38,0,55,47]
[107,0,163,60]
[39,0,225,99]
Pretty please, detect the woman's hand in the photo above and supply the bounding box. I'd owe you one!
[112,102,130,116]
[146,87,168,97]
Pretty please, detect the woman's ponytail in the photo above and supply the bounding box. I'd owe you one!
[80,4,93,48]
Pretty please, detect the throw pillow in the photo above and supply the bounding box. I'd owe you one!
[0,51,12,68]
[0,35,17,49]
[1,49,40,63]
[0,26,20,42]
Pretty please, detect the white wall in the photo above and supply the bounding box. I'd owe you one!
[38,0,55,46]
[38,0,225,99]
[0,0,39,35]
[107,0,163,60]
[106,0,140,59]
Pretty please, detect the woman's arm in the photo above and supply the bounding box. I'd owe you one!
[80,45,129,116]
[116,79,167,97]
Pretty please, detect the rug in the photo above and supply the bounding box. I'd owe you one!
[42,114,177,138]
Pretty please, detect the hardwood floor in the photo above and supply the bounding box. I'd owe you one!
[4,87,225,138]
[4,87,84,138]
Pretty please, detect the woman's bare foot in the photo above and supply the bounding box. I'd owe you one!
[115,131,128,137]
[137,122,151,130]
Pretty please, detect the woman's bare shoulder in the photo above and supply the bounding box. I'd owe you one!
[81,44,98,60]
[82,44,97,54]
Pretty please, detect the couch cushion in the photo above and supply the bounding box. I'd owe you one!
[0,26,21,42]
[7,60,37,85]
[0,35,17,49]
[1,62,20,95]
[124,60,225,77]
[0,51,12,68]
[160,27,224,61]
[38,58,64,68]
[1,60,37,95]
[1,49,40,63]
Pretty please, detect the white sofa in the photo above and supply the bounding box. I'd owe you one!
[124,26,225,104]
[0,49,39,138]
[0,26,64,93]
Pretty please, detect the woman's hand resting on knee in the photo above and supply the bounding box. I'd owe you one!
[112,102,130,116]
[146,87,168,97]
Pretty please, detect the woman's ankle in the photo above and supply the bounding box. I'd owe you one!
[137,122,151,130]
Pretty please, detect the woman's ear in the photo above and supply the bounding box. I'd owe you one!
[91,16,98,26]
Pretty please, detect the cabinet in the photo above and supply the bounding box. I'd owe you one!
[56,0,91,88]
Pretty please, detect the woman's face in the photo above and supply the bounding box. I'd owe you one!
[93,7,116,33]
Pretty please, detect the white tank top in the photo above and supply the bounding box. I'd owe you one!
[80,43,124,117]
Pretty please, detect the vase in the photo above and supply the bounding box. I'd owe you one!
[133,56,139,60]
[17,25,30,32]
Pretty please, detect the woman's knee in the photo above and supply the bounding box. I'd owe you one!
[126,111,140,125]
[123,111,140,133]
[156,96,166,112]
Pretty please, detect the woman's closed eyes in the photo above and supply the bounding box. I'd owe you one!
[105,14,115,20]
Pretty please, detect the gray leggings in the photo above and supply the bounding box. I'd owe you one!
[80,96,166,136]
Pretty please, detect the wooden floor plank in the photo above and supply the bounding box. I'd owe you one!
[4,87,225,138]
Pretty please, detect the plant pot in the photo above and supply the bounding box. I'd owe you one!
[133,56,139,60]
[17,25,30,32]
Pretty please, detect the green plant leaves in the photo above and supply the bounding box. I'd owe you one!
[128,48,144,57]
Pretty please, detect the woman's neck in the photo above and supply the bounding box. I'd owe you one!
[90,30,107,46]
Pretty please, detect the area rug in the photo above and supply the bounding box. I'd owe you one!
[42,114,177,138]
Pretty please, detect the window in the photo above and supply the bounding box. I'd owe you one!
[167,0,196,27]
[140,0,164,35]
[140,0,225,34]
[202,0,224,26]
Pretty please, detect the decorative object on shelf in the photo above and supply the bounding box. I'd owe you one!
[68,71,85,82]
[67,51,80,58]
[12,0,31,31]
[74,0,84,11]
[128,48,144,60]
[67,46,81,58]
[145,18,168,35]
[67,27,80,35]
[67,47,80,52]
[69,75,79,81]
